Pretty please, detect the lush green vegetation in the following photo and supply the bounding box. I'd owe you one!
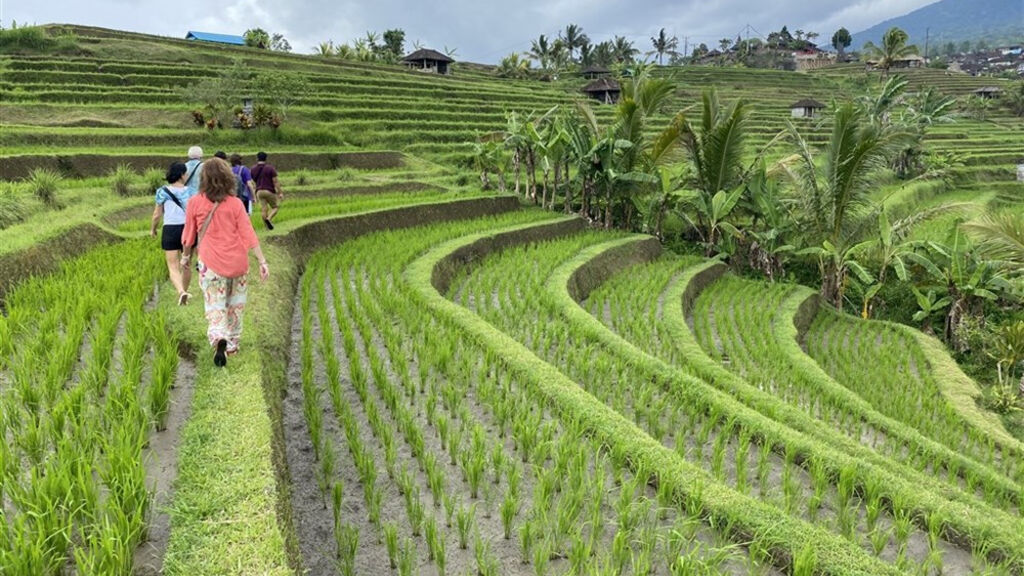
[1,23,1021,576]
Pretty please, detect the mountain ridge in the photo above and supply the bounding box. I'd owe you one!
[852,0,1023,51]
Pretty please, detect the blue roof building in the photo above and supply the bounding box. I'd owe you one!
[185,31,246,46]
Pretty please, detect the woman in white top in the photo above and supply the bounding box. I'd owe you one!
[151,162,196,305]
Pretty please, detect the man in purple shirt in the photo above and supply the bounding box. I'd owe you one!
[251,151,282,230]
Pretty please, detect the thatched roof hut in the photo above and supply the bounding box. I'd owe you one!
[402,48,455,75]
[790,98,826,118]
[583,78,621,104]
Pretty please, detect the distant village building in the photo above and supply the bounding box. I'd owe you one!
[582,78,621,104]
[868,54,925,70]
[790,98,826,118]
[794,48,835,71]
[185,31,246,46]
[582,65,611,79]
[891,55,925,69]
[401,49,454,75]
[973,87,1003,99]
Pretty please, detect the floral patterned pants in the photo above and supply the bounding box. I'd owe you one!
[198,262,247,353]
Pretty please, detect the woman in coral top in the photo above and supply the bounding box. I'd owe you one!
[181,157,269,367]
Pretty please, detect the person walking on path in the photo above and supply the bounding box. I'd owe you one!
[181,157,269,367]
[183,145,204,197]
[150,162,195,305]
[230,153,256,214]
[251,151,282,230]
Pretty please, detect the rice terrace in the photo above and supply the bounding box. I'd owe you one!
[1,9,1023,576]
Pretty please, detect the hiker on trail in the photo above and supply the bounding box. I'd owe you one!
[230,153,256,214]
[184,145,204,197]
[150,162,195,305]
[251,151,282,230]
[181,157,269,368]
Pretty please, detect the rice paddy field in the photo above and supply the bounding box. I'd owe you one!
[1,24,1022,576]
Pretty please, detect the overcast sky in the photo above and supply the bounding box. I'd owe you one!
[5,0,938,63]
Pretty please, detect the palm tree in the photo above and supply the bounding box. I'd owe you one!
[529,34,553,70]
[593,41,615,68]
[784,102,908,308]
[497,53,531,79]
[568,64,680,228]
[560,24,589,61]
[674,88,751,256]
[578,40,594,68]
[962,211,1024,269]
[648,28,679,65]
[862,27,918,76]
[314,41,335,56]
[612,36,639,63]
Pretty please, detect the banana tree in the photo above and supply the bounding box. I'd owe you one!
[470,139,507,192]
[503,112,527,196]
[917,226,1016,351]
[743,163,797,281]
[911,286,952,335]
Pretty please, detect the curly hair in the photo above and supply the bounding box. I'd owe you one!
[200,157,236,203]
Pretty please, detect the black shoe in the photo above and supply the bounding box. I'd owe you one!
[263,217,274,231]
[214,339,228,367]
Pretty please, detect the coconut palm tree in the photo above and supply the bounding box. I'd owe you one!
[862,27,918,76]
[314,41,335,56]
[497,53,532,79]
[648,28,679,65]
[674,88,751,256]
[529,34,553,70]
[962,211,1024,270]
[593,41,615,68]
[578,40,594,68]
[560,24,589,61]
[783,102,908,308]
[612,36,639,63]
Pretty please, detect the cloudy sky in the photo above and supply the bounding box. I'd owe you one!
[5,0,938,62]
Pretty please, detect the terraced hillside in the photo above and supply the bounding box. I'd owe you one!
[1,24,1022,576]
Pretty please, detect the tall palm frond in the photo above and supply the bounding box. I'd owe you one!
[962,212,1024,268]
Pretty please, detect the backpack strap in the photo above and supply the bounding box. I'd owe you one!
[183,201,220,265]
[197,202,220,246]
[184,161,202,187]
[161,186,184,211]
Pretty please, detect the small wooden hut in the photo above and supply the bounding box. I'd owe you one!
[790,98,826,118]
[401,48,454,75]
[973,86,1003,99]
[582,78,621,104]
[582,65,610,79]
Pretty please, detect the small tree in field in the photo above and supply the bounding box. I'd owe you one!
[253,70,309,121]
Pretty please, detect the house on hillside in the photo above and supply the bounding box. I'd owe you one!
[868,54,925,70]
[891,54,925,69]
[973,86,1003,99]
[185,31,245,46]
[790,98,825,118]
[582,78,621,104]
[401,49,454,75]
[582,65,610,79]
